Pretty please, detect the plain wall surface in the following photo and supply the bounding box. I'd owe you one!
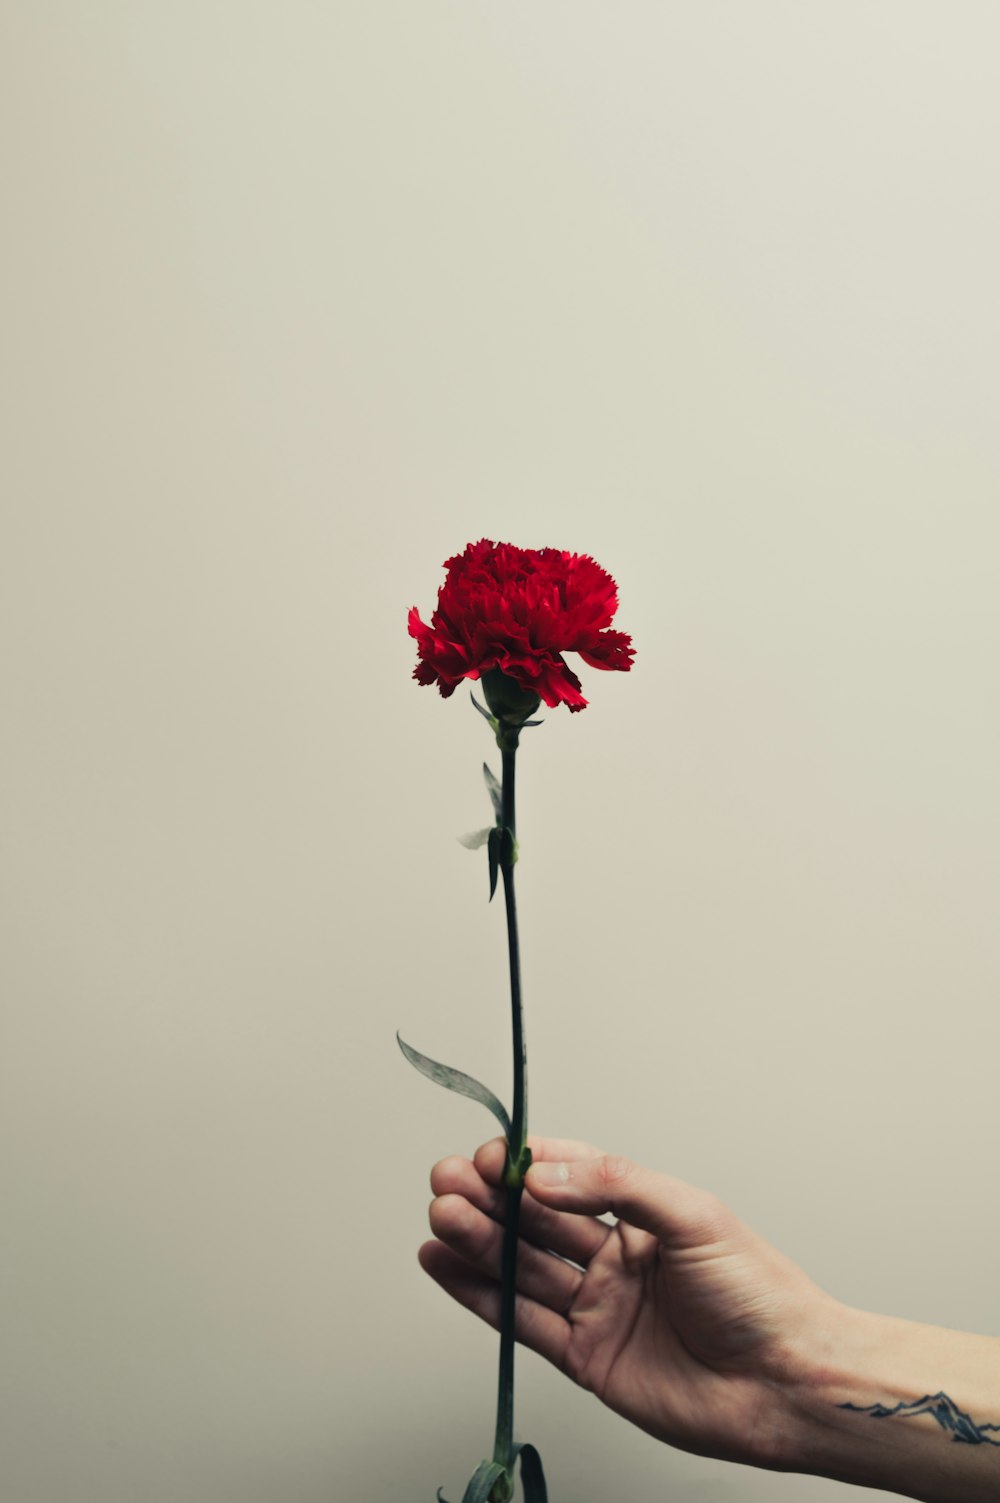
[2,5,999,1500]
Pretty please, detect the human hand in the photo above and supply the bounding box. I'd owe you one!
[420,1135,838,1472]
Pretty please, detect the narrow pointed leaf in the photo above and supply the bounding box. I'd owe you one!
[483,761,503,820]
[470,692,498,728]
[511,1445,547,1503]
[519,718,544,728]
[396,1034,511,1138]
[458,826,494,850]
[488,826,501,901]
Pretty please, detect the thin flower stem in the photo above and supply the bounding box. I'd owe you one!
[501,747,526,1166]
[492,1182,523,1485]
[492,745,527,1485]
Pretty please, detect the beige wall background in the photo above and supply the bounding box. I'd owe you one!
[3,4,999,1500]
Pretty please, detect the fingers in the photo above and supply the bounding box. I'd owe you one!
[524,1153,734,1251]
[428,1190,583,1314]
[433,1145,610,1267]
[418,1239,570,1373]
[435,1140,729,1255]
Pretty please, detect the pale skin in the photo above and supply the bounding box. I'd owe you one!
[421,1136,1000,1502]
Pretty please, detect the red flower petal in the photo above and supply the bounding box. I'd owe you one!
[407,541,634,712]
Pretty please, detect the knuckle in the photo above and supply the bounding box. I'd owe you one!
[691,1187,733,1238]
[598,1154,633,1191]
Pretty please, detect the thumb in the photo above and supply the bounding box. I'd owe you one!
[525,1153,732,1250]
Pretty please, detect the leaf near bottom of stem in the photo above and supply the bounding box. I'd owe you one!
[511,1444,547,1502]
[436,1459,508,1503]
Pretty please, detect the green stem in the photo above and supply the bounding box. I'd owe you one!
[501,747,526,1167]
[492,745,527,1486]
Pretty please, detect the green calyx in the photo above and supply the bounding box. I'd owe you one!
[480,667,541,725]
[472,671,544,750]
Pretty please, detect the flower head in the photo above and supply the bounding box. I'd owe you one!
[408,538,634,713]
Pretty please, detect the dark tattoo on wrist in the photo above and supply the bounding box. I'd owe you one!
[839,1392,1000,1446]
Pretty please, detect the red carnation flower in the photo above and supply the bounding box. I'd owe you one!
[408,538,634,713]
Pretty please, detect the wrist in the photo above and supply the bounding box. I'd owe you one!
[769,1300,897,1486]
[771,1301,1000,1502]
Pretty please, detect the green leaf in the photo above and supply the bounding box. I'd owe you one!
[519,718,544,729]
[470,692,499,730]
[511,1444,547,1503]
[396,1034,511,1138]
[458,826,494,850]
[488,826,501,902]
[459,1461,509,1503]
[483,762,503,820]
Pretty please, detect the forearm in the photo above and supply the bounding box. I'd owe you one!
[777,1302,1000,1502]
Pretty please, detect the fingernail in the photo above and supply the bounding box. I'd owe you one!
[530,1161,570,1186]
